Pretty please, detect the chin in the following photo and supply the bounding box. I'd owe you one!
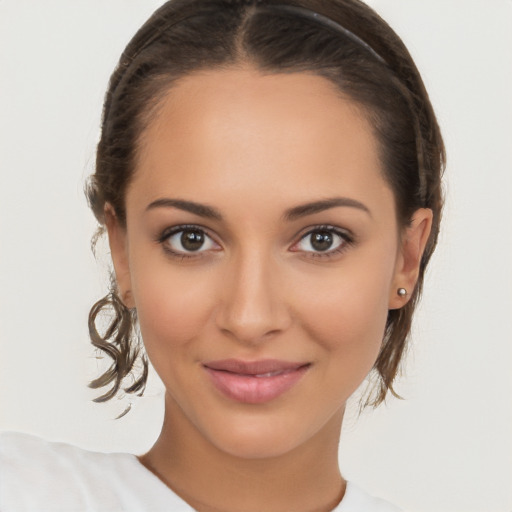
[196,405,340,460]
[207,421,306,460]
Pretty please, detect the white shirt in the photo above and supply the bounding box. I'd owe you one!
[0,431,402,511]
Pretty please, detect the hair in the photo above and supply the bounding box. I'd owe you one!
[86,0,445,412]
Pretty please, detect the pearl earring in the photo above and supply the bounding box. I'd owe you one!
[397,288,407,297]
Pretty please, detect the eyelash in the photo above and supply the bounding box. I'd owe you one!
[156,224,354,261]
[292,225,354,260]
[156,224,219,261]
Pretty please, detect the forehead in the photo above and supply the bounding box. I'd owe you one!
[129,67,392,214]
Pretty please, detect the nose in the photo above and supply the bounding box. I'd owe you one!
[215,248,291,345]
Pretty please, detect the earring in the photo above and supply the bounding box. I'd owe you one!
[397,288,408,297]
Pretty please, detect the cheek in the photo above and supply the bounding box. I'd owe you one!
[130,258,217,349]
[294,253,394,360]
[290,265,392,407]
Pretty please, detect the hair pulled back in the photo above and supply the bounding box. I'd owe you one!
[87,0,445,412]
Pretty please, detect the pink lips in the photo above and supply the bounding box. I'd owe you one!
[203,359,310,404]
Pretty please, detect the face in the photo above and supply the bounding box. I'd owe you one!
[108,67,431,459]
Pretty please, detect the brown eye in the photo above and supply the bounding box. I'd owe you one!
[293,227,349,256]
[163,227,218,255]
[310,231,334,252]
[181,230,205,251]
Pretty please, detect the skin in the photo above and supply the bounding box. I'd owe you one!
[106,67,432,512]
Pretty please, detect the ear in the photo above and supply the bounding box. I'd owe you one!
[389,208,433,310]
[104,204,135,309]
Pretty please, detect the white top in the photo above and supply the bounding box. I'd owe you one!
[0,431,402,511]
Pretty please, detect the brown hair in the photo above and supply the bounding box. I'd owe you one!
[87,0,445,412]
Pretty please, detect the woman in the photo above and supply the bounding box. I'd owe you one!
[0,0,444,510]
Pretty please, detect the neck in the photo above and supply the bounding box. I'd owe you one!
[138,393,346,512]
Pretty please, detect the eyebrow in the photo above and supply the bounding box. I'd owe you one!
[146,198,223,220]
[145,196,371,221]
[283,197,371,221]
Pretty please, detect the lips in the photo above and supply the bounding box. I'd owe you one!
[203,359,310,404]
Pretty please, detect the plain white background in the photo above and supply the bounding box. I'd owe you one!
[1,1,511,511]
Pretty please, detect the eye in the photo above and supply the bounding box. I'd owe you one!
[291,226,352,257]
[159,226,219,257]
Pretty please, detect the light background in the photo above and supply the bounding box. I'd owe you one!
[0,1,511,511]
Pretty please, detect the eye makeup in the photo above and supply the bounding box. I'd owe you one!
[155,223,355,262]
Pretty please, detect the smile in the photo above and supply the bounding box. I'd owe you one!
[203,359,311,404]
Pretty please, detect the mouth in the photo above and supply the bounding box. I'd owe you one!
[202,359,311,404]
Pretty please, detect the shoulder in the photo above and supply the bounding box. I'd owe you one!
[0,429,128,482]
[0,430,132,510]
[0,431,192,511]
[335,481,404,512]
[0,429,107,465]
